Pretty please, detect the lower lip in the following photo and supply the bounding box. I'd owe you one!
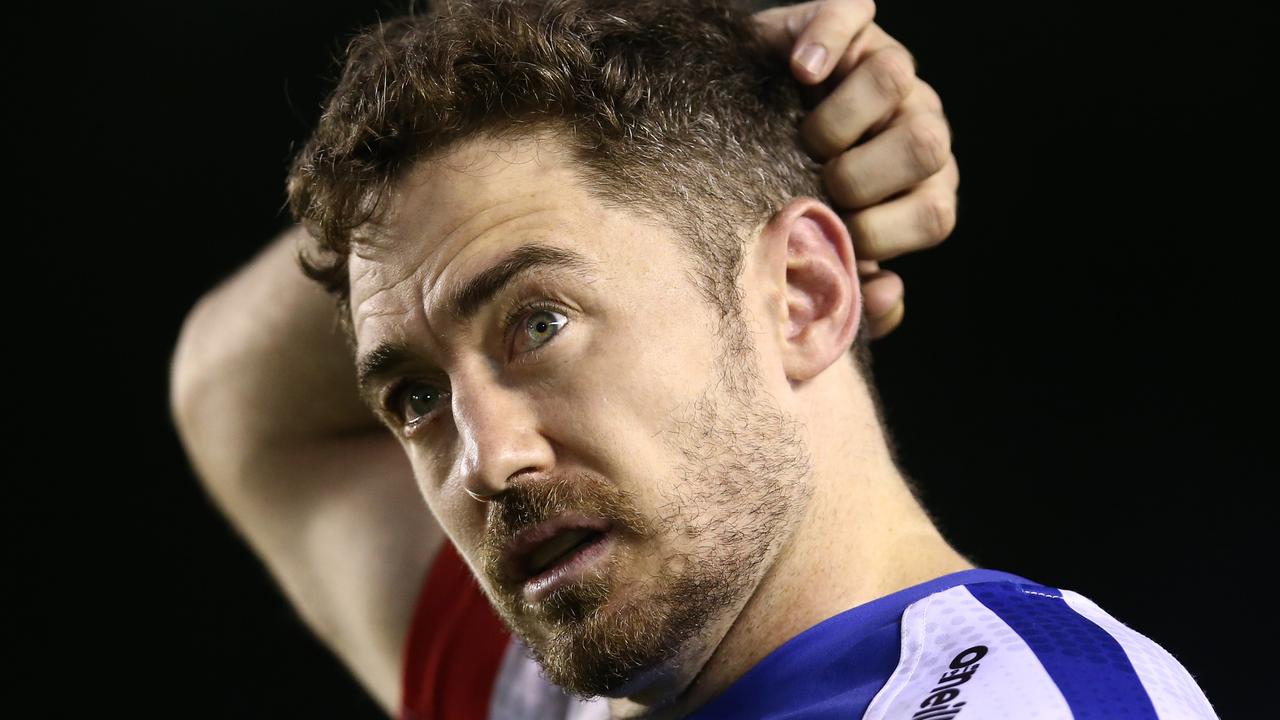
[523,530,615,604]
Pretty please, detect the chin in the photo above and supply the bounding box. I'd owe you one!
[527,567,742,701]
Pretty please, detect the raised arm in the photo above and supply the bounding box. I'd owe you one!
[169,225,442,715]
[169,3,962,718]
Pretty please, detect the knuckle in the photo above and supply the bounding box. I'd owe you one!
[920,194,956,244]
[848,212,883,255]
[906,115,949,175]
[917,81,944,112]
[936,111,954,143]
[903,47,918,74]
[824,155,867,206]
[785,6,811,38]
[869,47,914,102]
[941,152,960,189]
[804,112,843,158]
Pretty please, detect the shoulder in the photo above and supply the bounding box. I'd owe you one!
[863,580,1220,720]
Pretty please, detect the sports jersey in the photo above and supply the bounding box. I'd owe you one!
[400,543,1218,719]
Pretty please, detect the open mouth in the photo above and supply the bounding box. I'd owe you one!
[524,528,607,579]
[504,516,613,589]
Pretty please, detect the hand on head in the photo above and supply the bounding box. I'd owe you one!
[755,0,961,338]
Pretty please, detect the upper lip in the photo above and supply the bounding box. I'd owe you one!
[503,514,611,584]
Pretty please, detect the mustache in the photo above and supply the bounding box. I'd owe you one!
[477,471,656,586]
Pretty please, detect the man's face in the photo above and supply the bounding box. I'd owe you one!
[350,135,812,697]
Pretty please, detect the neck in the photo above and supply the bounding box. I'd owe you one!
[608,364,974,719]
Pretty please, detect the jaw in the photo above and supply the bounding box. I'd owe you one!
[604,514,809,716]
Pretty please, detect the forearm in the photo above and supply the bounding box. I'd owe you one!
[170,227,442,715]
[170,225,379,489]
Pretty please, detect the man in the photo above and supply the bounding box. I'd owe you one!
[170,1,1215,718]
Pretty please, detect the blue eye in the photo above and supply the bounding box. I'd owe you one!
[518,308,568,352]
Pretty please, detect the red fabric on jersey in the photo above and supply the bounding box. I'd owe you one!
[400,541,512,720]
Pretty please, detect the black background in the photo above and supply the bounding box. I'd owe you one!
[13,1,1265,717]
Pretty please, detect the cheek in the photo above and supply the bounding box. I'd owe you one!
[539,304,721,480]
[410,451,486,550]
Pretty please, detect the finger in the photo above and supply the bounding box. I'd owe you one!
[910,77,944,115]
[843,158,959,260]
[861,78,950,156]
[801,44,917,158]
[861,269,905,339]
[830,22,914,78]
[823,110,952,209]
[867,298,905,339]
[787,0,878,84]
[753,2,824,59]
[820,26,933,143]
[861,267,903,320]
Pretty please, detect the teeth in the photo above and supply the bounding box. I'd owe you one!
[527,529,595,576]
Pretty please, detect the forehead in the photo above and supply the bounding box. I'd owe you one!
[348,133,681,351]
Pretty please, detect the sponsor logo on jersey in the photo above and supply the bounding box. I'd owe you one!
[908,645,986,719]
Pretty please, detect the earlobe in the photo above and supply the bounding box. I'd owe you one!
[768,199,861,382]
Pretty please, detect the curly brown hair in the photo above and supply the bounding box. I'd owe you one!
[286,0,873,375]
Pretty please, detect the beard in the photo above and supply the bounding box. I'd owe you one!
[475,345,813,699]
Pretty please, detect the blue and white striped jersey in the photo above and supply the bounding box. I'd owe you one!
[413,563,1219,719]
[686,569,1218,719]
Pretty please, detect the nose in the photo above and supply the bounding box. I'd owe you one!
[451,379,553,501]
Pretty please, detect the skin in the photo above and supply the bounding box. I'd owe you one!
[169,2,963,716]
[756,0,962,337]
[348,134,973,718]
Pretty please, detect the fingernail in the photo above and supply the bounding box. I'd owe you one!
[795,43,828,76]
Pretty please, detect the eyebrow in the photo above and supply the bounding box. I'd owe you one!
[355,243,596,405]
[448,243,595,322]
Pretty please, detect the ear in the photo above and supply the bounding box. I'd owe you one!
[757,197,861,383]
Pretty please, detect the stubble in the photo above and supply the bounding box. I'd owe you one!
[476,352,812,699]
